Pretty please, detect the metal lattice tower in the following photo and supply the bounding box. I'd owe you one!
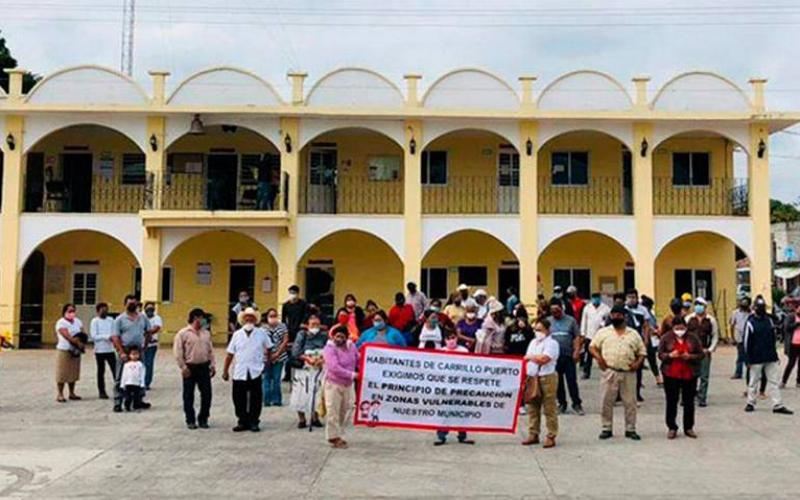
[120,0,135,76]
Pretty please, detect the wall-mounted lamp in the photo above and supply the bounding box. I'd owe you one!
[189,114,205,135]
[409,137,417,155]
[149,134,158,152]
[5,133,15,151]
[757,139,766,159]
[525,138,533,156]
[640,137,649,158]
[284,133,292,153]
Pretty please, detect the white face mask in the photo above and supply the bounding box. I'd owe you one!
[243,323,255,333]
[466,312,477,320]
[288,292,298,300]
[308,327,320,335]
[674,328,686,338]
[535,330,546,340]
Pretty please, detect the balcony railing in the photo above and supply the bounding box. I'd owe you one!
[300,174,403,214]
[148,173,285,211]
[28,177,147,213]
[653,177,749,216]
[423,176,519,214]
[538,176,631,215]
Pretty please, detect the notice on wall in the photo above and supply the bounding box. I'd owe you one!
[95,152,115,181]
[45,265,67,294]
[355,345,525,433]
[196,263,212,285]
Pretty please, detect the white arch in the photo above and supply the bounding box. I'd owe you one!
[652,71,751,112]
[422,120,520,150]
[23,114,148,154]
[306,67,404,107]
[18,214,143,269]
[164,114,282,151]
[422,217,520,259]
[298,119,404,150]
[161,227,280,264]
[168,66,284,106]
[538,120,634,151]
[654,217,753,259]
[25,65,149,105]
[538,216,636,258]
[651,121,751,156]
[538,70,633,111]
[296,216,404,261]
[423,68,519,110]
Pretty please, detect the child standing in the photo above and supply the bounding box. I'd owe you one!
[434,331,474,446]
[120,346,146,411]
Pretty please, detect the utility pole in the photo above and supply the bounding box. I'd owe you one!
[120,0,135,76]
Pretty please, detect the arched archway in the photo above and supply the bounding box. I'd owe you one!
[422,229,518,302]
[538,130,633,215]
[655,231,744,325]
[19,230,140,346]
[538,230,634,300]
[299,127,404,214]
[162,229,279,341]
[24,124,147,214]
[297,229,403,318]
[422,129,520,214]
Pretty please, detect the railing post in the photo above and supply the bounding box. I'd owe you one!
[519,120,539,308]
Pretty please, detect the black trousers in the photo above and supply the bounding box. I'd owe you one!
[782,345,800,385]
[232,374,263,427]
[123,385,144,410]
[95,352,116,396]
[664,376,697,431]
[183,363,212,425]
[556,356,582,407]
[580,338,593,378]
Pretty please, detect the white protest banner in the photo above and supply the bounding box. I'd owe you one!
[354,345,525,433]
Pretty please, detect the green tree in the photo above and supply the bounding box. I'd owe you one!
[0,31,39,93]
[771,198,800,223]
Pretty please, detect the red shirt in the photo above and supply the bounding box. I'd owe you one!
[388,304,416,332]
[664,339,694,380]
[571,297,586,324]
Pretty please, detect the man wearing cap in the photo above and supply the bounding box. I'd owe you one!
[590,305,647,440]
[580,292,610,379]
[547,299,584,415]
[222,307,273,432]
[281,285,309,382]
[685,297,719,407]
[551,285,575,318]
[566,285,586,324]
[406,282,428,318]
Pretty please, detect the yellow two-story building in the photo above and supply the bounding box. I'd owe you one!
[0,65,794,346]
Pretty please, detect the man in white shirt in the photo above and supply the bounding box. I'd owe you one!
[222,307,273,432]
[580,293,611,380]
[90,303,116,399]
[143,302,163,391]
[522,318,560,448]
[473,289,489,319]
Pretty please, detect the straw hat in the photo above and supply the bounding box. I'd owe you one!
[237,306,259,326]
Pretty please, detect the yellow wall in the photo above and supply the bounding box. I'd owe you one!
[422,229,517,298]
[538,230,633,297]
[298,230,403,310]
[36,230,138,344]
[161,230,278,343]
[655,232,736,332]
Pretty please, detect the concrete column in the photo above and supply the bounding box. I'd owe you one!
[519,120,539,307]
[518,76,537,110]
[0,115,25,345]
[404,74,422,108]
[278,117,301,305]
[749,123,772,303]
[404,120,423,287]
[748,78,767,113]
[633,122,655,298]
[632,76,651,110]
[288,72,308,106]
[140,228,162,305]
[148,70,170,105]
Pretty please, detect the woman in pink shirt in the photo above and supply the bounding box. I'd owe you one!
[322,325,359,449]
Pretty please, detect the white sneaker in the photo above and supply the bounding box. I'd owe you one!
[518,406,527,416]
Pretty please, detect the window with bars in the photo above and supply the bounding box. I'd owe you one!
[672,152,710,186]
[309,147,338,185]
[551,151,589,186]
[72,272,98,305]
[121,153,146,185]
[498,148,520,187]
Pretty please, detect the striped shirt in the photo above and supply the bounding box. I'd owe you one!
[264,322,290,363]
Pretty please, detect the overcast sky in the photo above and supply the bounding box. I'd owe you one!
[2,0,799,201]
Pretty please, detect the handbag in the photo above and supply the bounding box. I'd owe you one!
[523,376,540,404]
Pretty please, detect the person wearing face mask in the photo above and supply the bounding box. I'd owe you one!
[443,293,466,323]
[229,290,257,342]
[475,299,507,355]
[623,289,656,402]
[90,302,116,399]
[362,300,380,330]
[505,287,520,316]
[173,308,215,430]
[566,286,585,324]
[781,304,800,388]
[111,294,154,413]
[322,325,359,449]
[223,307,273,432]
[357,311,406,348]
[685,297,719,407]
[456,304,482,352]
[290,314,328,429]
[433,331,474,446]
[388,293,417,344]
[580,292,610,380]
[405,282,429,319]
[658,317,704,439]
[417,310,444,349]
[142,302,162,391]
[281,285,309,382]
[457,284,475,309]
[743,296,794,414]
[590,305,646,441]
[55,303,87,403]
[505,314,534,358]
[473,289,490,319]
[522,319,560,448]
[335,294,365,342]
[551,285,575,319]
[261,308,289,408]
[730,296,752,380]
[546,299,584,415]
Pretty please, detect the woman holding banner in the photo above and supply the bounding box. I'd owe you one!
[522,318,560,448]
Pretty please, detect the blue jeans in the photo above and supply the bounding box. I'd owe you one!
[144,345,157,389]
[262,361,284,406]
[734,343,745,378]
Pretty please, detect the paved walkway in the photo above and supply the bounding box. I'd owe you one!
[0,346,798,499]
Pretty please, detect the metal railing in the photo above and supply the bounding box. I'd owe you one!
[538,176,631,215]
[148,172,286,212]
[653,177,749,216]
[423,176,519,214]
[299,174,403,214]
[28,177,148,213]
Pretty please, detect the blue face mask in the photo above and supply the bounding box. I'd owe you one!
[591,297,601,307]
[373,320,385,330]
[429,317,439,328]
[694,305,706,315]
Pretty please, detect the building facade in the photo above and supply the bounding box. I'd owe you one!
[0,65,791,346]
[772,221,800,293]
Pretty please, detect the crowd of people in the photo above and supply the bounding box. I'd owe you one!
[48,281,797,450]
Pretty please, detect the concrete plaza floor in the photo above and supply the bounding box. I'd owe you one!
[0,345,798,499]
